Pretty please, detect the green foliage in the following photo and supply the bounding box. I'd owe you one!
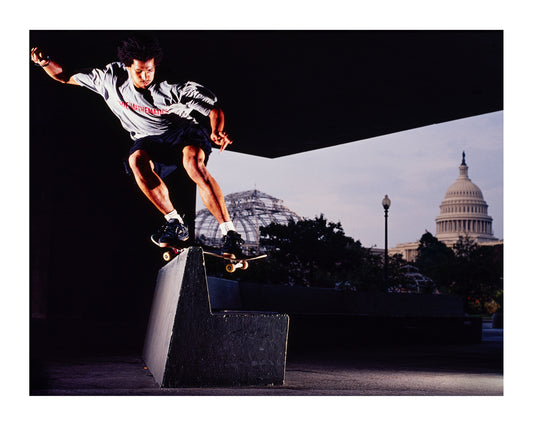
[415,232,455,289]
[241,214,384,291]
[228,219,503,313]
[415,232,503,314]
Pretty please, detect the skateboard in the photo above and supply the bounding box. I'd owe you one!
[158,245,266,273]
[204,251,267,273]
[151,233,187,262]
[160,246,185,262]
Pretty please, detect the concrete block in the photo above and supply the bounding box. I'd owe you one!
[206,276,242,311]
[143,247,289,387]
[491,312,503,329]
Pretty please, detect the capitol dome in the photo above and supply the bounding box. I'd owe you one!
[435,152,497,244]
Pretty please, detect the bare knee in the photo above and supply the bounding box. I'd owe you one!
[128,150,163,190]
[128,150,151,176]
[183,150,210,186]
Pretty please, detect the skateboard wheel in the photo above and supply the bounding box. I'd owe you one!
[226,263,236,273]
[242,260,249,270]
[163,251,173,262]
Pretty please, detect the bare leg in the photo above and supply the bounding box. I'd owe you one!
[128,149,175,215]
[182,145,230,224]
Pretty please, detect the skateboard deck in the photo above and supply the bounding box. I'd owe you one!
[204,251,267,273]
[157,244,266,272]
[151,233,187,262]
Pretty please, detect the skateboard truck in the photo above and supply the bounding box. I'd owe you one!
[225,259,249,273]
[159,246,266,273]
[204,251,266,273]
[162,247,183,262]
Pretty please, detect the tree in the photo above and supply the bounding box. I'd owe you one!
[414,232,504,314]
[451,237,503,314]
[241,214,384,291]
[453,234,478,258]
[415,231,455,290]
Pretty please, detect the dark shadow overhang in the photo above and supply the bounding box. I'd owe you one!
[31,30,503,158]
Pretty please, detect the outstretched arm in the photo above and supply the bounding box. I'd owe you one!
[209,107,234,153]
[30,47,79,85]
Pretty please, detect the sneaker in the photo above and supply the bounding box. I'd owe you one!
[221,230,245,258]
[151,219,189,248]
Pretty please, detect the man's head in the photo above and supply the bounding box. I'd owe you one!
[118,35,163,89]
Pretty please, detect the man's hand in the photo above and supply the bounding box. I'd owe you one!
[209,108,234,152]
[30,47,50,67]
[211,130,233,153]
[30,47,78,85]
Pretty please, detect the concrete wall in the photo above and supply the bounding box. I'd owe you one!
[238,281,464,317]
[143,248,289,387]
[206,278,480,347]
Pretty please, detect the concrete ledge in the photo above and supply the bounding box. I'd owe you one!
[142,247,289,387]
[239,281,464,317]
[206,279,479,346]
[207,276,242,311]
[491,312,503,329]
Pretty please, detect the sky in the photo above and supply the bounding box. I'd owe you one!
[7,0,531,421]
[199,111,503,249]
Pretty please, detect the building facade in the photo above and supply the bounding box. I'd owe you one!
[195,189,302,255]
[435,152,498,244]
[390,152,501,261]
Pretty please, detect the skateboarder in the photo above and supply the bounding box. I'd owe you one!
[31,35,244,257]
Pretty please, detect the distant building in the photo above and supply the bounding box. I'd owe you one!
[390,152,502,261]
[388,241,420,263]
[195,189,302,254]
[435,152,499,244]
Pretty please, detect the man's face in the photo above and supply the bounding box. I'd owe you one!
[127,58,156,89]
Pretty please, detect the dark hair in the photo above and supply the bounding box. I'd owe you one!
[117,35,163,66]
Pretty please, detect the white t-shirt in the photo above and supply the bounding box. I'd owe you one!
[72,62,217,140]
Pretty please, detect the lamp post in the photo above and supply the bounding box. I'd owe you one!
[382,195,391,286]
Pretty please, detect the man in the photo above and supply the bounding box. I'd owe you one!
[31,35,244,257]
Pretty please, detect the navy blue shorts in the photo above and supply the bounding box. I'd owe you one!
[125,124,212,179]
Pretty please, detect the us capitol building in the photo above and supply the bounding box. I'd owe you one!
[389,152,502,262]
[195,153,502,262]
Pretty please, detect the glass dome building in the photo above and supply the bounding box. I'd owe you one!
[195,189,302,254]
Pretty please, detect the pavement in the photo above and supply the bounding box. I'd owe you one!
[30,322,503,396]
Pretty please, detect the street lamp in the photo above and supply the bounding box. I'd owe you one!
[382,195,391,286]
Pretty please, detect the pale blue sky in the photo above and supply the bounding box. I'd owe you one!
[200,111,503,248]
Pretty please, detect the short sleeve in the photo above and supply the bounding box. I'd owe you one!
[72,63,119,99]
[177,81,218,116]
